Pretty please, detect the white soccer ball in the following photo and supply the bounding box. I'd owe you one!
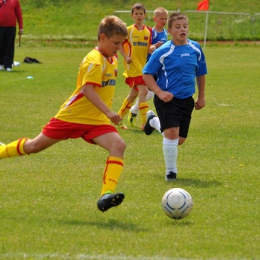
[162,188,193,219]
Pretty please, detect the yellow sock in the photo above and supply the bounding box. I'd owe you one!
[100,156,124,196]
[139,102,149,125]
[118,98,133,118]
[0,138,28,158]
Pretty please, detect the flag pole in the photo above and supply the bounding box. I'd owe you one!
[203,11,209,49]
[177,0,181,12]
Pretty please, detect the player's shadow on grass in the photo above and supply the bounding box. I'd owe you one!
[57,218,148,232]
[160,176,221,188]
[4,70,27,74]
[166,219,194,226]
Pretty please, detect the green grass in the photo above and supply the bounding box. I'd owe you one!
[19,0,260,44]
[0,45,260,259]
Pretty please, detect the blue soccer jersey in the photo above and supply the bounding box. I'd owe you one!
[143,39,207,99]
[147,28,168,60]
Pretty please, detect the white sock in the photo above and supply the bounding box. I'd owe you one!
[146,90,154,100]
[130,90,154,115]
[163,137,178,175]
[149,116,161,134]
[130,98,139,115]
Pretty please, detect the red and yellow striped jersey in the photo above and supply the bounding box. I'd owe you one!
[55,48,118,125]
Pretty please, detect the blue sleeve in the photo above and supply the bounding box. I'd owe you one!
[196,44,207,76]
[143,50,162,75]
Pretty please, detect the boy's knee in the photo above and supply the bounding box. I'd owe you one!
[114,139,126,154]
[24,141,42,154]
[178,137,186,145]
[118,139,126,151]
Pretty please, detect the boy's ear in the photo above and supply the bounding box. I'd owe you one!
[168,27,175,37]
[99,33,106,41]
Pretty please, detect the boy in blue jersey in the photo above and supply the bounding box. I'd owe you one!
[142,12,207,181]
[128,7,169,127]
[147,7,169,60]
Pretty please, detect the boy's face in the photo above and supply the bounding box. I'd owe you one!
[168,19,189,45]
[153,13,168,28]
[99,33,125,57]
[131,8,146,25]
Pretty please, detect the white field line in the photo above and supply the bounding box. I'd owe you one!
[0,253,190,260]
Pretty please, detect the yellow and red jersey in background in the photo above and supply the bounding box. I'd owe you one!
[122,24,152,78]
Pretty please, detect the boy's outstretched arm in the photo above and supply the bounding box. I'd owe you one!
[82,84,122,124]
[195,75,206,110]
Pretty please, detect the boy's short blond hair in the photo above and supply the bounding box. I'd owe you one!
[168,12,189,28]
[98,15,127,40]
[131,3,146,14]
[154,7,168,16]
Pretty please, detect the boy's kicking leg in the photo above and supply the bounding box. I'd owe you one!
[0,133,61,159]
[93,132,126,212]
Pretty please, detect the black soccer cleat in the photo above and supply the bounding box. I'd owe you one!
[165,171,177,181]
[97,192,125,212]
[144,112,157,135]
[23,57,41,63]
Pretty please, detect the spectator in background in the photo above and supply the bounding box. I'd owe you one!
[0,0,23,72]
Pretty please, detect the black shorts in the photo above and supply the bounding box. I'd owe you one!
[154,95,195,138]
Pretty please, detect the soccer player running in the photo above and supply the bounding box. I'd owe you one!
[117,3,152,130]
[0,16,128,212]
[128,7,169,127]
[142,12,207,181]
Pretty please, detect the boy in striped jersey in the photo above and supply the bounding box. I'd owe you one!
[117,3,153,130]
[0,15,128,212]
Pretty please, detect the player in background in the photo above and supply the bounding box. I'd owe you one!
[143,12,207,181]
[117,3,152,130]
[128,7,168,127]
[0,16,128,212]
[0,0,23,71]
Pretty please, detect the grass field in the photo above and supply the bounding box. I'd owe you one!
[0,45,260,259]
[20,0,260,43]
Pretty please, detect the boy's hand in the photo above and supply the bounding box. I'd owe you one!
[149,45,156,54]
[157,90,174,103]
[126,57,132,64]
[106,111,122,124]
[149,42,164,54]
[195,97,206,110]
[154,41,164,48]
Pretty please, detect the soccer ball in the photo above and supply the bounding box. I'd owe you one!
[162,188,193,219]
